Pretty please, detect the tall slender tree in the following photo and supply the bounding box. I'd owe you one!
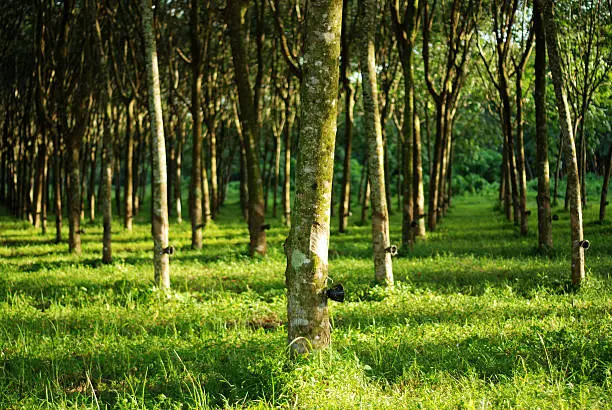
[533,0,552,250]
[540,0,585,286]
[226,1,267,256]
[390,0,421,248]
[285,0,342,355]
[142,0,171,289]
[189,0,205,249]
[361,0,393,285]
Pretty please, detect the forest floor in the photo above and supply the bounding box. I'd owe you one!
[0,189,611,409]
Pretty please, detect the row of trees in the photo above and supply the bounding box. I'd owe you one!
[0,0,611,353]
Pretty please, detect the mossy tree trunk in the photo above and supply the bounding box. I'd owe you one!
[540,0,585,286]
[285,0,342,355]
[534,3,552,249]
[142,0,170,289]
[360,0,393,285]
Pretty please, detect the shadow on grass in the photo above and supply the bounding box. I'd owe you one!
[0,336,290,408]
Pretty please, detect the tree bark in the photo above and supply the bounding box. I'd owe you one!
[599,144,612,222]
[338,87,355,233]
[142,0,171,289]
[209,125,218,219]
[174,117,184,223]
[360,0,393,285]
[95,14,113,263]
[285,0,342,355]
[124,99,135,231]
[428,101,444,230]
[534,4,552,249]
[413,112,426,237]
[541,0,585,286]
[283,83,294,226]
[227,2,267,256]
[516,72,528,236]
[401,52,414,248]
[190,0,204,249]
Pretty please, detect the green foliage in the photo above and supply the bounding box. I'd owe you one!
[0,191,611,408]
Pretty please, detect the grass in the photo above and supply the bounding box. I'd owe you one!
[0,187,611,409]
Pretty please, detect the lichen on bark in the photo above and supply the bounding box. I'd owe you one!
[285,0,342,355]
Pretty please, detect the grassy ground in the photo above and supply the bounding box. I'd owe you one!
[0,189,611,409]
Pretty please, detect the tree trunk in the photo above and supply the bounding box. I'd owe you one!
[53,133,62,243]
[272,125,281,218]
[285,0,342,355]
[534,5,552,249]
[123,99,134,231]
[174,117,184,223]
[599,144,612,222]
[142,0,171,289]
[541,0,585,286]
[210,126,218,219]
[88,135,97,223]
[282,85,293,226]
[190,0,204,249]
[202,138,211,224]
[67,130,82,254]
[338,86,355,233]
[360,0,393,284]
[413,112,426,237]
[552,136,562,206]
[500,69,520,227]
[239,133,249,222]
[360,176,370,226]
[428,100,444,231]
[227,2,267,256]
[401,49,414,249]
[114,108,122,217]
[33,136,46,229]
[133,112,144,217]
[516,71,528,236]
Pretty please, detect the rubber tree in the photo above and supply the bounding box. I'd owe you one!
[95,10,113,264]
[422,0,479,231]
[533,1,552,250]
[338,0,356,234]
[268,0,303,227]
[361,0,393,285]
[190,0,205,249]
[226,0,267,256]
[390,0,421,248]
[142,0,171,289]
[600,144,612,222]
[540,0,585,286]
[285,0,342,355]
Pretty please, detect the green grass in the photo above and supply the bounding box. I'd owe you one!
[0,189,611,409]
